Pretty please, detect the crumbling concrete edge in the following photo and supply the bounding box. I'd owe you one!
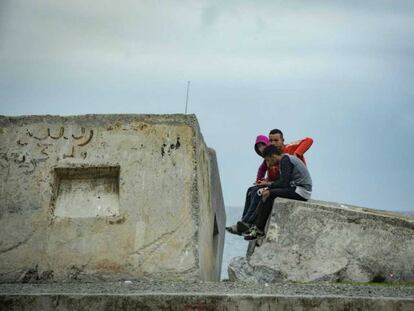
[188,115,203,280]
[0,114,200,128]
[278,199,414,229]
[208,148,226,280]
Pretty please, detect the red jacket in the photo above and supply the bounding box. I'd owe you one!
[257,137,313,181]
[283,137,313,165]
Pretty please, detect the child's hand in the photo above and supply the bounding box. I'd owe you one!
[256,180,268,187]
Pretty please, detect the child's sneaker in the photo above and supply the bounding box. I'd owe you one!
[243,225,264,241]
[225,224,241,236]
[236,221,251,234]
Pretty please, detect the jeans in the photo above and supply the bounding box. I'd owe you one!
[241,185,258,218]
[242,188,261,224]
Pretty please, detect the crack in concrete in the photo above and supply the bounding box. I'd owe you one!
[0,233,33,255]
[131,226,181,256]
[130,215,193,269]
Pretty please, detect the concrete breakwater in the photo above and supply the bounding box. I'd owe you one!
[1,281,413,311]
[229,199,414,284]
[0,114,225,282]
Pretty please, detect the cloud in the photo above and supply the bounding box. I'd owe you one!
[2,0,412,85]
[201,4,219,28]
[2,1,413,63]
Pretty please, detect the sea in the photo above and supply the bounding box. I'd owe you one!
[220,205,414,280]
[221,206,247,280]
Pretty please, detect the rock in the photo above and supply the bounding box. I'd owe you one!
[16,266,54,283]
[228,257,255,283]
[17,267,39,283]
[228,257,287,283]
[229,199,414,283]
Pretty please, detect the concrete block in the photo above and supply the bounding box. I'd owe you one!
[229,198,414,283]
[0,114,225,282]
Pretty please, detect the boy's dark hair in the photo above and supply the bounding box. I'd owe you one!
[263,145,282,157]
[269,129,284,137]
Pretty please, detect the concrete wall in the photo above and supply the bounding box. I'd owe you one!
[0,114,225,282]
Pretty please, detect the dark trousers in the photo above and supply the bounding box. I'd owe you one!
[255,187,307,231]
[242,186,258,218]
[242,189,261,224]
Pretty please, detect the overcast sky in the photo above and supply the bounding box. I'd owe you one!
[1,0,413,212]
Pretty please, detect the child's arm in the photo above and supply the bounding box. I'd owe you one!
[256,160,267,181]
[285,137,313,164]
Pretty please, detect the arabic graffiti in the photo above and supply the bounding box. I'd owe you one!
[26,127,94,147]
[0,127,94,175]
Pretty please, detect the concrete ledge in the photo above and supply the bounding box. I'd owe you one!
[2,294,414,311]
[1,281,413,311]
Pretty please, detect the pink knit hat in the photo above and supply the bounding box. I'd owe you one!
[254,135,270,156]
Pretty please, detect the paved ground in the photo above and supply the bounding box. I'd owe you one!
[1,280,413,299]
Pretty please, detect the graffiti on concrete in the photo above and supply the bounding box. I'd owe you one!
[0,127,94,175]
[27,127,93,147]
[63,146,75,159]
[161,136,181,158]
[0,151,39,175]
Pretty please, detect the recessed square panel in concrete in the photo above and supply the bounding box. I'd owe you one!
[54,167,120,218]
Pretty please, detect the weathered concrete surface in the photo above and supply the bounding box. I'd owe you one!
[0,114,225,282]
[229,199,414,283]
[1,281,413,311]
[207,149,226,281]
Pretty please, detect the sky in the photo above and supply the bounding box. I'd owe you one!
[1,0,413,212]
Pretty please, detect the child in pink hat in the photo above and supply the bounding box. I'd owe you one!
[226,134,272,235]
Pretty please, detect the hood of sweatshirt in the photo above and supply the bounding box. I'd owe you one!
[255,135,270,157]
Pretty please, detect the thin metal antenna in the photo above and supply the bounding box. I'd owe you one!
[185,81,190,114]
